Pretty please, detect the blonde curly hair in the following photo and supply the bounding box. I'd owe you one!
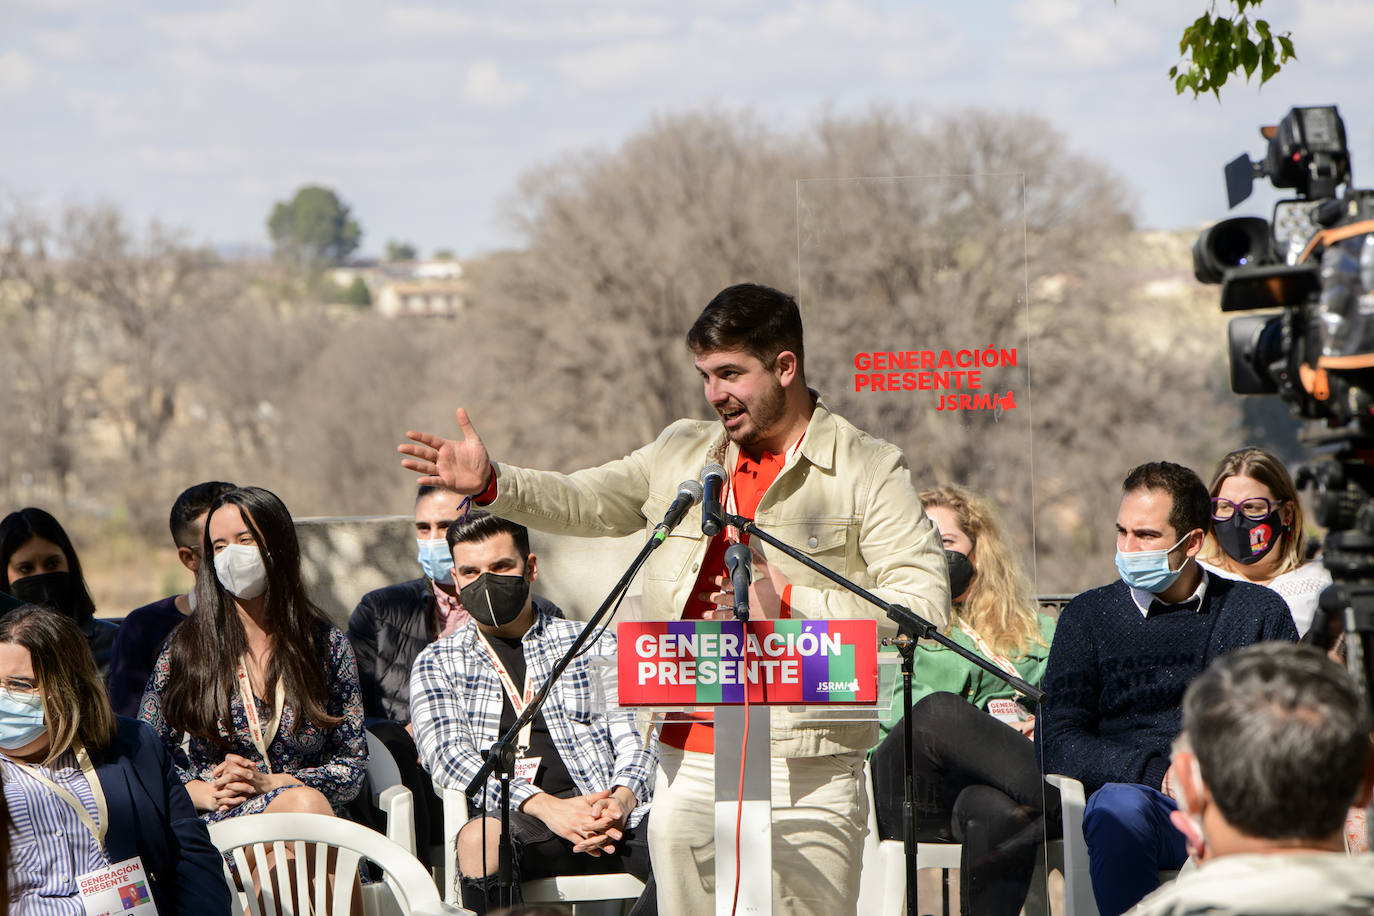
[920,485,1045,656]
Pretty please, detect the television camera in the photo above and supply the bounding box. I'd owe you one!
[1194,105,1374,695]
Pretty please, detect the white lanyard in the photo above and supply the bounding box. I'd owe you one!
[955,617,1023,681]
[4,744,108,846]
[476,631,537,753]
[236,658,285,774]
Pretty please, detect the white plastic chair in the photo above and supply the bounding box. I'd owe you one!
[366,730,418,856]
[1045,774,1097,916]
[859,757,1060,916]
[208,812,468,916]
[1041,774,1182,916]
[856,757,966,916]
[521,874,646,914]
[437,783,645,914]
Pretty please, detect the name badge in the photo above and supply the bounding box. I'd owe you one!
[514,756,542,784]
[987,699,1028,724]
[78,856,158,916]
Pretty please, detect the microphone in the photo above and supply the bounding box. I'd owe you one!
[725,542,753,620]
[701,463,726,536]
[654,479,703,538]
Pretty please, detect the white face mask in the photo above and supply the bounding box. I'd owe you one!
[1173,752,1207,849]
[214,543,268,600]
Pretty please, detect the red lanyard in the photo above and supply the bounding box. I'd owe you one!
[236,658,284,774]
[475,631,537,752]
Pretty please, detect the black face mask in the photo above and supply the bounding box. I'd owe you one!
[945,549,975,602]
[459,572,530,627]
[8,571,80,620]
[1214,511,1283,565]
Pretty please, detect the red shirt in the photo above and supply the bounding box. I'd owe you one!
[478,445,800,753]
[660,444,797,753]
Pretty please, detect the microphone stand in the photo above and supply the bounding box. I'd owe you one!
[464,520,676,910]
[725,512,1047,916]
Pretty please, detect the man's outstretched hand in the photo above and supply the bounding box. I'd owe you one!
[399,407,494,495]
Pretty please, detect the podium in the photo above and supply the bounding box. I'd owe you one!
[618,618,884,916]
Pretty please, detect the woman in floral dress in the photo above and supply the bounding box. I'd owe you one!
[139,486,365,822]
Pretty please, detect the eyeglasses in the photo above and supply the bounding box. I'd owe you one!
[0,677,38,695]
[1211,496,1283,522]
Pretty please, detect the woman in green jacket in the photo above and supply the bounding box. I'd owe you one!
[872,485,1056,916]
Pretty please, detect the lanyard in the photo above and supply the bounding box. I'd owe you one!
[3,744,107,847]
[955,617,1023,681]
[475,631,536,753]
[236,658,285,775]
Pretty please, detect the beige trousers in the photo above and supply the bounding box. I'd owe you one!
[648,744,868,916]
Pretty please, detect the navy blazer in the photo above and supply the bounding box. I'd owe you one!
[91,717,231,915]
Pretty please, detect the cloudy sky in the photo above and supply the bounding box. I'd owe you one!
[3,0,1372,258]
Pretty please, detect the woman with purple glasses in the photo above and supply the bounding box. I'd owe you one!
[1198,447,1330,635]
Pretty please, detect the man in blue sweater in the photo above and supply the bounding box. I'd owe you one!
[1038,461,1298,916]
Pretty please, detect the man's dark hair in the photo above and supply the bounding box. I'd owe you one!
[1183,642,1370,841]
[446,511,530,563]
[1121,461,1210,538]
[169,481,237,549]
[686,283,805,371]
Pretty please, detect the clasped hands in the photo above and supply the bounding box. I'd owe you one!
[522,788,636,856]
[203,753,300,813]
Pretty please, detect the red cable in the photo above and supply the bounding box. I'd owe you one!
[730,620,750,916]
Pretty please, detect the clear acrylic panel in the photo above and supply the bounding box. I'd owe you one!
[797,174,1052,915]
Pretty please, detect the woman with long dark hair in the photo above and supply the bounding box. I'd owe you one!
[139,486,365,821]
[0,605,228,914]
[0,508,118,677]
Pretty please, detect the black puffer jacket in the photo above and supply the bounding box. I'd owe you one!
[348,577,437,723]
[347,577,563,723]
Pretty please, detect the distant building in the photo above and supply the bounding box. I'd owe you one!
[327,258,467,318]
[414,260,462,281]
[374,280,467,318]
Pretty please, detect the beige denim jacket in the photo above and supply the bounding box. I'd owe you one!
[488,398,949,757]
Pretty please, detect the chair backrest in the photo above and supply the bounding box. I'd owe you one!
[365,730,418,855]
[366,731,404,794]
[438,784,468,905]
[1045,774,1099,916]
[208,812,450,916]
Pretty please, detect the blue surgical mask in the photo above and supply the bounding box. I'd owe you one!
[416,538,454,585]
[0,688,46,751]
[1116,532,1192,593]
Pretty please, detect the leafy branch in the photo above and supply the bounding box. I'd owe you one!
[1161,0,1297,97]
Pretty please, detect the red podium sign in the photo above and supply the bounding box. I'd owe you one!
[617,619,878,706]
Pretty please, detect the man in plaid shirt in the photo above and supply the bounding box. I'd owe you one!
[410,511,656,913]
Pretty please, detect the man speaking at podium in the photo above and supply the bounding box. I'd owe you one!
[400,283,948,915]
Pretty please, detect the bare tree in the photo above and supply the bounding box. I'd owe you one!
[59,208,221,476]
[1,106,1245,602]
[477,105,1239,593]
[0,202,102,508]
[487,109,799,468]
